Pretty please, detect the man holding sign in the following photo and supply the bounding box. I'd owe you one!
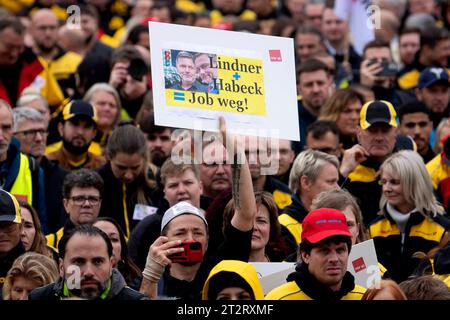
[265,208,366,300]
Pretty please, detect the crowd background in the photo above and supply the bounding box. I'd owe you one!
[1,0,450,301]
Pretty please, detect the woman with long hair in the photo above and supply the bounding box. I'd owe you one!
[19,201,56,259]
[98,124,157,238]
[94,217,141,287]
[223,191,287,262]
[83,83,122,148]
[370,150,450,283]
[319,88,364,149]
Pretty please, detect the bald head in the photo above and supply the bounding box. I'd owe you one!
[58,25,86,55]
[375,9,400,42]
[30,9,59,54]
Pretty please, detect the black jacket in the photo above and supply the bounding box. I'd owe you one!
[0,243,25,292]
[156,225,252,300]
[128,195,213,270]
[40,156,68,233]
[98,163,158,238]
[370,209,450,283]
[279,194,309,257]
[286,262,363,301]
[28,268,148,300]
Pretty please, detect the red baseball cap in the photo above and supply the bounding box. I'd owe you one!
[301,208,351,244]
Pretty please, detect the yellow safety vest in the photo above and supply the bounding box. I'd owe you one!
[10,154,33,205]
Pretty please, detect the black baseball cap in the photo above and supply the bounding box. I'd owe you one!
[360,100,397,130]
[62,100,97,125]
[0,189,21,224]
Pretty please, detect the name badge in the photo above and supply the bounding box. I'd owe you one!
[133,204,158,220]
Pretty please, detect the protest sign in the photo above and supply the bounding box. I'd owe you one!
[250,262,296,294]
[149,22,299,140]
[347,239,382,288]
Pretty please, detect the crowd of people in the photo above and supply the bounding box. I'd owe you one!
[1,0,450,301]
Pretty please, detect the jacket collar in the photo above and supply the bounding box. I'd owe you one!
[287,262,356,301]
[283,194,309,222]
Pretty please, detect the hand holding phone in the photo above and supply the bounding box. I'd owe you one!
[169,240,203,263]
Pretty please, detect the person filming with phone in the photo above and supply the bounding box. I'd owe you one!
[359,40,414,110]
[139,118,257,300]
[108,46,149,119]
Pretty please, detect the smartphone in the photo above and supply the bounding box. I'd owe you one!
[169,240,203,263]
[367,59,398,77]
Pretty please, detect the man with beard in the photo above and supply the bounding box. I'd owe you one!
[194,53,218,93]
[79,4,114,61]
[46,100,106,171]
[29,9,83,110]
[171,51,207,92]
[398,27,450,90]
[46,169,103,250]
[415,67,450,129]
[294,58,334,153]
[398,101,434,163]
[30,224,147,300]
[139,114,174,168]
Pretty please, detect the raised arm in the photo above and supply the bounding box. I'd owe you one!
[219,117,256,232]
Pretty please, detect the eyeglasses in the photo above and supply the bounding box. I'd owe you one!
[69,196,102,206]
[15,128,48,138]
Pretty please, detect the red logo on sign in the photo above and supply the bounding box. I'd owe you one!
[269,50,282,62]
[352,257,367,273]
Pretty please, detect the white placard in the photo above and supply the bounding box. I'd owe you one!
[347,239,381,288]
[149,22,299,141]
[250,262,296,294]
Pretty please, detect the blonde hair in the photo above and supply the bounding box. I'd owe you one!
[289,149,339,194]
[434,118,450,153]
[379,150,444,217]
[2,252,59,300]
[83,83,122,128]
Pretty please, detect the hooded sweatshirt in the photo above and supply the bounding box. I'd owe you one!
[202,260,264,300]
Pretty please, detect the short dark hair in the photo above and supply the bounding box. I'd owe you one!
[400,27,421,38]
[0,16,25,34]
[299,235,352,258]
[62,169,104,199]
[306,120,339,140]
[398,100,431,122]
[111,45,144,68]
[363,39,391,59]
[58,224,113,259]
[421,27,450,49]
[78,4,99,21]
[297,58,330,78]
[126,24,149,45]
[296,24,324,42]
[139,113,172,136]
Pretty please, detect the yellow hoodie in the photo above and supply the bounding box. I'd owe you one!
[202,260,264,300]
